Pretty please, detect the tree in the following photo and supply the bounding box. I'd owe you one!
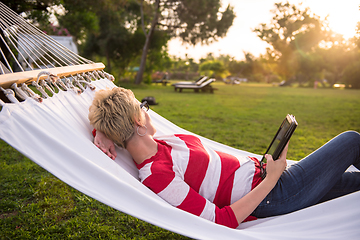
[53,0,172,81]
[135,0,235,84]
[343,21,360,88]
[57,0,132,72]
[315,40,357,87]
[199,60,225,79]
[254,2,327,82]
[54,0,163,80]
[354,21,360,49]
[342,61,360,89]
[56,0,105,45]
[225,52,264,81]
[3,0,61,24]
[6,0,234,84]
[293,50,323,86]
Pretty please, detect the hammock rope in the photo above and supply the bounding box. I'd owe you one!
[0,1,110,97]
[0,1,91,70]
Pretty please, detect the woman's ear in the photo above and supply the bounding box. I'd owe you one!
[134,113,145,126]
[134,118,142,126]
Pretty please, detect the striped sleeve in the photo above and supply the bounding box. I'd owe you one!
[147,172,239,228]
[140,161,239,228]
[177,184,239,228]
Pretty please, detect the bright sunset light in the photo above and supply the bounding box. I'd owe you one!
[306,0,359,40]
[168,0,360,61]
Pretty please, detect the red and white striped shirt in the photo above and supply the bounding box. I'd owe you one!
[136,134,262,228]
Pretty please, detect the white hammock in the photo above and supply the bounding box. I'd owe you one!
[0,3,359,238]
[1,78,359,239]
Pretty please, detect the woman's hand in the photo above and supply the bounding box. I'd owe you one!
[230,143,289,225]
[264,143,288,181]
[94,130,117,160]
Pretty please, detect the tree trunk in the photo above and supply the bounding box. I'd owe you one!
[134,0,160,84]
[135,34,152,84]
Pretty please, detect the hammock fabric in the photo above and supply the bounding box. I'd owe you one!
[0,78,359,239]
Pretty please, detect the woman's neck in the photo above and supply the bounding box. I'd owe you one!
[126,135,158,165]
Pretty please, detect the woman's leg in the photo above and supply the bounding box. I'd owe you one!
[253,131,360,218]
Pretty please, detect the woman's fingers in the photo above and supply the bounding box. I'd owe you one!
[265,153,273,162]
[93,131,116,159]
[109,145,117,159]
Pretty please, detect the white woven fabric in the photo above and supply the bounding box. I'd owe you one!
[0,78,359,239]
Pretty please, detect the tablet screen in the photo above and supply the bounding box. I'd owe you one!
[267,118,291,157]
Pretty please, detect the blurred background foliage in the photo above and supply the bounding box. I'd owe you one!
[3,0,360,88]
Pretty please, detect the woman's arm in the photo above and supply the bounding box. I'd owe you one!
[230,144,288,224]
[142,170,239,228]
[93,130,117,160]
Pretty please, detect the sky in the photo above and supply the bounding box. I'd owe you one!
[167,0,360,61]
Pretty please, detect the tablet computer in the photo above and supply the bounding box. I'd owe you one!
[261,114,298,163]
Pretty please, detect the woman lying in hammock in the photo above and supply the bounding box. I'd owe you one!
[88,87,360,229]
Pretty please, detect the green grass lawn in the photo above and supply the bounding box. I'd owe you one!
[134,82,360,160]
[1,82,359,239]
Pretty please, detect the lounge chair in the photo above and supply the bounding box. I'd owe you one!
[173,78,217,93]
[172,76,208,86]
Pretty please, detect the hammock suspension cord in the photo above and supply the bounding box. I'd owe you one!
[0,2,114,105]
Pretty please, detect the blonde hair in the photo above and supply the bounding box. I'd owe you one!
[88,87,141,148]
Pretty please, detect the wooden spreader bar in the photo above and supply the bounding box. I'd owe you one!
[0,63,105,89]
